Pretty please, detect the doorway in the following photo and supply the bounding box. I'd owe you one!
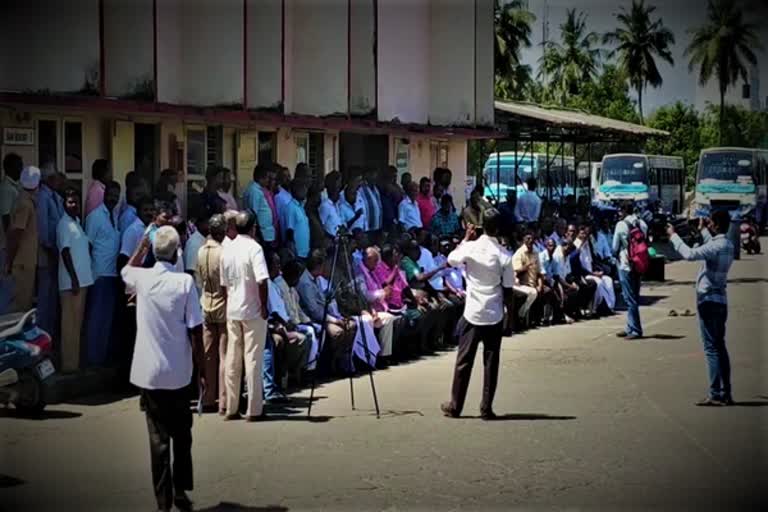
[339,133,388,183]
[134,123,159,194]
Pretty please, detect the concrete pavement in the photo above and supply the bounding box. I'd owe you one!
[1,250,766,511]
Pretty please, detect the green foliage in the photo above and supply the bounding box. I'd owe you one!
[685,0,763,143]
[645,102,702,187]
[699,104,768,149]
[603,0,675,123]
[565,65,640,123]
[494,0,536,100]
[538,9,601,104]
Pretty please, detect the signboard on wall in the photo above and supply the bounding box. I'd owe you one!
[3,127,34,146]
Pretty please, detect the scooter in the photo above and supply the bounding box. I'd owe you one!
[0,309,55,415]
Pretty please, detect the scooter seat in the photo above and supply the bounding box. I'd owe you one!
[0,309,36,340]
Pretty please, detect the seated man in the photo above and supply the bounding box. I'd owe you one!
[539,237,570,324]
[297,250,357,374]
[512,231,552,325]
[551,238,583,321]
[277,260,320,371]
[357,246,400,360]
[400,238,448,350]
[574,225,616,315]
[266,252,310,389]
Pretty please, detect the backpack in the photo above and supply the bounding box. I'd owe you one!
[626,219,650,275]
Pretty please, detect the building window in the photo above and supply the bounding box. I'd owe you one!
[430,140,449,171]
[186,128,206,176]
[258,132,277,165]
[37,120,57,167]
[64,121,83,175]
[206,126,222,168]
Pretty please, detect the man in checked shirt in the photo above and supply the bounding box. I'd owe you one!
[667,210,735,406]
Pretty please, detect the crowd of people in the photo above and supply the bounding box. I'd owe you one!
[0,152,647,410]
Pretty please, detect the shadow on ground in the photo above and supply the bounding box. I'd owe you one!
[197,503,288,512]
[462,413,577,421]
[0,408,82,420]
[643,334,686,341]
[0,475,24,488]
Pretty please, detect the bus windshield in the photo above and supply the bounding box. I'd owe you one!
[601,156,647,184]
[699,150,754,183]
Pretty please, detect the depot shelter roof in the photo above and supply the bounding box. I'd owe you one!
[494,100,668,142]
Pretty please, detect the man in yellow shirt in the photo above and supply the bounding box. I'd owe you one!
[6,166,40,312]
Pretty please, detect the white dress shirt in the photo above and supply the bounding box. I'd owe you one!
[122,261,203,390]
[398,197,422,231]
[447,235,515,325]
[339,193,366,232]
[267,278,290,322]
[318,196,343,237]
[418,247,445,291]
[514,190,542,223]
[219,234,269,321]
[57,214,95,291]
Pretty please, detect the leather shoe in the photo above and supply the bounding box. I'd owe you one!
[480,410,497,421]
[174,491,193,512]
[440,402,459,418]
[245,413,267,422]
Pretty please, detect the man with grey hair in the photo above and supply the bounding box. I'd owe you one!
[121,226,204,512]
[219,211,270,421]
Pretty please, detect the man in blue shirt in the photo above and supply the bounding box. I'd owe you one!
[243,163,276,245]
[284,179,310,261]
[85,181,122,366]
[36,161,64,338]
[668,211,735,406]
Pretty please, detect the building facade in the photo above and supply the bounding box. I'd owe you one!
[0,0,495,211]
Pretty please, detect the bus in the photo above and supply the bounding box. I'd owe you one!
[594,153,685,214]
[693,147,768,224]
[482,152,583,203]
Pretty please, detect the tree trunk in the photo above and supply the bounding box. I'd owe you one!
[719,87,725,145]
[637,84,644,125]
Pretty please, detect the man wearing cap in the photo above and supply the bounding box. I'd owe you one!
[6,166,40,312]
[36,159,65,337]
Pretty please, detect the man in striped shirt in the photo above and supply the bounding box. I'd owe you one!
[668,211,735,406]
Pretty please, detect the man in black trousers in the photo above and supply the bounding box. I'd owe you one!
[121,226,205,512]
[441,209,515,420]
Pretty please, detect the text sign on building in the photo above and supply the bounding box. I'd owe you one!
[3,127,34,146]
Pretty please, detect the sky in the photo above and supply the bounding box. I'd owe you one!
[518,0,768,115]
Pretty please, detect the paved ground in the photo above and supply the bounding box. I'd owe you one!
[2,250,767,511]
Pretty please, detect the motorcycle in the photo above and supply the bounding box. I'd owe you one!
[0,309,55,415]
[741,219,761,255]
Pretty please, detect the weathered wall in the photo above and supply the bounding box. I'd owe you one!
[246,0,283,110]
[474,0,494,126]
[103,0,154,98]
[157,0,244,106]
[377,0,430,124]
[288,0,348,116]
[0,0,100,94]
[429,0,475,126]
[350,0,377,115]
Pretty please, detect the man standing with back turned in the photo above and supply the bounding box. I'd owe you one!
[122,227,204,512]
[668,211,735,406]
[613,202,648,340]
[441,209,515,420]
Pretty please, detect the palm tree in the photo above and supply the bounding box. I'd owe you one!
[603,0,675,124]
[494,0,536,99]
[685,0,762,143]
[539,9,601,104]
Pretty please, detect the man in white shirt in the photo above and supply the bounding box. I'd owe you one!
[57,187,94,373]
[514,177,542,223]
[219,212,270,421]
[441,209,515,420]
[398,181,423,231]
[318,171,344,237]
[121,226,204,512]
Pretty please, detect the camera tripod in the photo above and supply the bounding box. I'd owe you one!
[306,229,381,419]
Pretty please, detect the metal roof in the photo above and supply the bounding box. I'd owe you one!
[494,100,669,142]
